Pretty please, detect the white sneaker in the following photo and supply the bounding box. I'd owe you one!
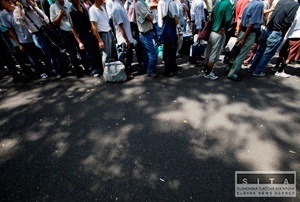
[275,71,290,78]
[204,71,218,80]
[40,73,48,79]
[56,74,62,79]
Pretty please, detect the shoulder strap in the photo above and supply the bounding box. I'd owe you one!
[24,11,40,30]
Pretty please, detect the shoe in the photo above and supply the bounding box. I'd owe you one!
[243,62,250,66]
[172,66,182,72]
[56,74,62,79]
[163,72,175,77]
[227,75,241,82]
[252,72,265,77]
[126,73,134,80]
[40,73,48,79]
[271,67,278,72]
[275,71,290,78]
[224,66,231,75]
[204,72,218,80]
[93,73,99,77]
[147,72,159,78]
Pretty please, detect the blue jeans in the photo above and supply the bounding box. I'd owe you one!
[249,29,283,74]
[32,32,60,75]
[139,32,158,73]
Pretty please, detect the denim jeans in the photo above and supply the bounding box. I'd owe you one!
[249,29,283,74]
[139,32,158,73]
[32,32,61,75]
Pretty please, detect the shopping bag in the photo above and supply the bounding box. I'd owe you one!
[103,60,127,82]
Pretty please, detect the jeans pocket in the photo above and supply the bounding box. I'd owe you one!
[267,32,282,47]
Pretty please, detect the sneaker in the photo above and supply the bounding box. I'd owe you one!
[56,74,62,79]
[93,73,100,77]
[204,72,218,80]
[40,73,48,79]
[275,71,290,78]
[252,72,265,77]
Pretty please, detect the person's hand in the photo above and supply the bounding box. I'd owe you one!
[16,1,22,8]
[219,28,226,35]
[125,40,130,49]
[98,41,104,49]
[59,10,66,17]
[19,44,25,52]
[238,39,245,47]
[79,42,85,50]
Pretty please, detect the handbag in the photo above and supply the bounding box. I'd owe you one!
[159,2,177,44]
[188,39,206,64]
[103,60,127,82]
[198,19,213,41]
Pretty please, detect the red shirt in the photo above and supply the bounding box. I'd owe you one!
[235,0,250,22]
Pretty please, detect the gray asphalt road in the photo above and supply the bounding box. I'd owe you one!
[0,56,300,201]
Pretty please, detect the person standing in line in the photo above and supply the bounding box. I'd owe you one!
[13,0,61,78]
[135,0,158,77]
[68,0,103,77]
[126,0,144,66]
[111,0,135,79]
[89,0,118,68]
[158,0,182,76]
[273,7,300,78]
[50,0,85,77]
[226,0,264,81]
[203,0,233,80]
[174,0,187,58]
[190,0,205,41]
[248,0,299,77]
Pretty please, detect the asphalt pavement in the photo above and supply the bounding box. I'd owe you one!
[0,53,300,201]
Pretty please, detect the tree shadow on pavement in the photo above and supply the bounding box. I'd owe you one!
[0,57,299,201]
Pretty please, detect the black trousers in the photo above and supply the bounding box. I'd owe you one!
[163,39,177,74]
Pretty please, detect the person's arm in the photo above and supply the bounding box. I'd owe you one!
[238,24,253,46]
[118,23,130,48]
[14,2,25,25]
[91,21,104,49]
[50,6,66,26]
[7,27,25,51]
[171,2,182,35]
[71,28,84,50]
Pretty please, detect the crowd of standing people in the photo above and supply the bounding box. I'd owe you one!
[0,0,299,82]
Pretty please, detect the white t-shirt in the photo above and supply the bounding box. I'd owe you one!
[157,0,178,27]
[112,0,134,44]
[50,1,73,31]
[89,4,111,32]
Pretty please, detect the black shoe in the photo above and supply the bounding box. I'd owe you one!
[147,72,159,78]
[163,72,176,77]
[227,76,241,82]
[126,73,134,80]
[172,66,182,72]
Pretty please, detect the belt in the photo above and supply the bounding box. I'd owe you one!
[141,29,153,35]
[241,26,260,33]
[99,31,111,34]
